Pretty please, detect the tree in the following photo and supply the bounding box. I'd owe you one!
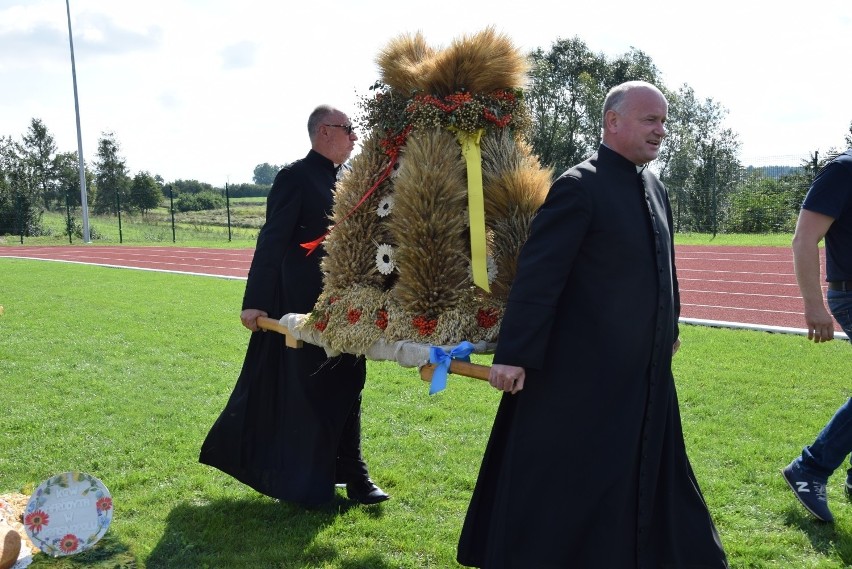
[656,85,741,233]
[525,38,661,176]
[20,118,59,209]
[252,162,282,185]
[130,171,162,215]
[53,151,94,209]
[0,135,42,235]
[92,132,131,215]
[171,179,213,195]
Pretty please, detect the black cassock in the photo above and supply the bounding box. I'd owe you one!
[457,146,728,568]
[200,150,367,506]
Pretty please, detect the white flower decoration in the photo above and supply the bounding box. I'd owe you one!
[376,195,394,218]
[469,255,498,284]
[390,156,404,179]
[375,243,396,275]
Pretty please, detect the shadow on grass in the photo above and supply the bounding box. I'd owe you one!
[783,508,852,566]
[28,533,137,568]
[145,495,395,568]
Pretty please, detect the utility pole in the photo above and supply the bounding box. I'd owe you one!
[65,0,91,243]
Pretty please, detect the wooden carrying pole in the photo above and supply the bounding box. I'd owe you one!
[257,316,303,348]
[256,316,492,382]
[419,361,490,382]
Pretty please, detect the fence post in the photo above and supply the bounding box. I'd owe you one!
[65,191,73,244]
[115,189,123,243]
[15,192,23,244]
[225,182,232,242]
[169,185,176,243]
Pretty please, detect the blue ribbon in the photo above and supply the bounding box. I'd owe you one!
[428,341,475,394]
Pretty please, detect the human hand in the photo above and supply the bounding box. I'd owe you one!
[804,306,835,343]
[240,308,268,332]
[489,364,525,394]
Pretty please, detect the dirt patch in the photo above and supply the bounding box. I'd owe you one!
[0,494,38,554]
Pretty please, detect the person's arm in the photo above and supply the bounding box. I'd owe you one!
[489,363,526,394]
[791,208,836,342]
[240,308,268,332]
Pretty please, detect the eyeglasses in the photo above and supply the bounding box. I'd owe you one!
[324,124,354,135]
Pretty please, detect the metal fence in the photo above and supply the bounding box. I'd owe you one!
[0,153,827,245]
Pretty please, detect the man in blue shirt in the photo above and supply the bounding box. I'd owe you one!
[782,149,852,522]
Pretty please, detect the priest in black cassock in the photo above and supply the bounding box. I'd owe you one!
[457,82,728,567]
[199,105,389,507]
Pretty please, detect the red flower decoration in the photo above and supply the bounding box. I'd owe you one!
[375,309,388,330]
[314,316,329,332]
[59,533,80,554]
[347,308,362,324]
[25,510,49,533]
[476,307,500,328]
[483,109,512,128]
[97,496,113,512]
[412,315,438,336]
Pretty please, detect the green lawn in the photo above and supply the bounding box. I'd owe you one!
[1,259,850,568]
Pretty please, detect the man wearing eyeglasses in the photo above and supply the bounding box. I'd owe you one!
[200,105,390,507]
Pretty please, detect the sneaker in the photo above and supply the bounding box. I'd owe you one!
[845,469,852,502]
[781,461,833,522]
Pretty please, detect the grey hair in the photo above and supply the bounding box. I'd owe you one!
[307,105,337,139]
[601,81,661,126]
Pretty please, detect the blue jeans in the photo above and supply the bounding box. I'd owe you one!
[798,289,852,480]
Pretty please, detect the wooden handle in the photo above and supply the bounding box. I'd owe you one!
[257,316,303,348]
[420,360,491,382]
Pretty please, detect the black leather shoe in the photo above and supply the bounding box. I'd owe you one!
[346,478,390,505]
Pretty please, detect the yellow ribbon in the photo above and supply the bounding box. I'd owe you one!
[455,128,490,292]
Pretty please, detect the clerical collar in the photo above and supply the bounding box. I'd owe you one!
[600,142,647,173]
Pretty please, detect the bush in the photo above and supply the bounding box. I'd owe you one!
[175,190,226,212]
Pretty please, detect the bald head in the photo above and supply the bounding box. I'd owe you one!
[601,81,668,165]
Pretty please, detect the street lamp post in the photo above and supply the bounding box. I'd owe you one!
[65,0,91,243]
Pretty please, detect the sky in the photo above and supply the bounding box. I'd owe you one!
[1,0,850,185]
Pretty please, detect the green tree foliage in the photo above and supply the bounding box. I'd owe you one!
[252,162,283,185]
[0,134,43,236]
[53,151,94,209]
[657,85,741,233]
[130,171,163,214]
[526,37,660,175]
[92,132,131,215]
[170,179,213,196]
[727,175,796,233]
[226,182,269,198]
[20,118,60,209]
[175,190,225,212]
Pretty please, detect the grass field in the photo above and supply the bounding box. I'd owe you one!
[1,258,851,567]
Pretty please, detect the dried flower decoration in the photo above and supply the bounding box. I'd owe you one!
[375,243,396,275]
[469,255,498,285]
[376,195,394,217]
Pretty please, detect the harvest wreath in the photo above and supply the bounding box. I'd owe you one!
[279,28,552,384]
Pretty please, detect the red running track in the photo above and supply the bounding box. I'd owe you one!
[0,244,843,336]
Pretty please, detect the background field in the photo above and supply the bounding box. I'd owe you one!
[1,257,851,568]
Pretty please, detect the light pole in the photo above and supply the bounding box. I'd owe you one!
[65,0,91,243]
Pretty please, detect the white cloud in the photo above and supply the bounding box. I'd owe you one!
[1,0,850,184]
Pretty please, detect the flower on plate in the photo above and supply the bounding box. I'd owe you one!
[375,243,396,275]
[96,496,113,513]
[59,533,80,554]
[25,510,49,533]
